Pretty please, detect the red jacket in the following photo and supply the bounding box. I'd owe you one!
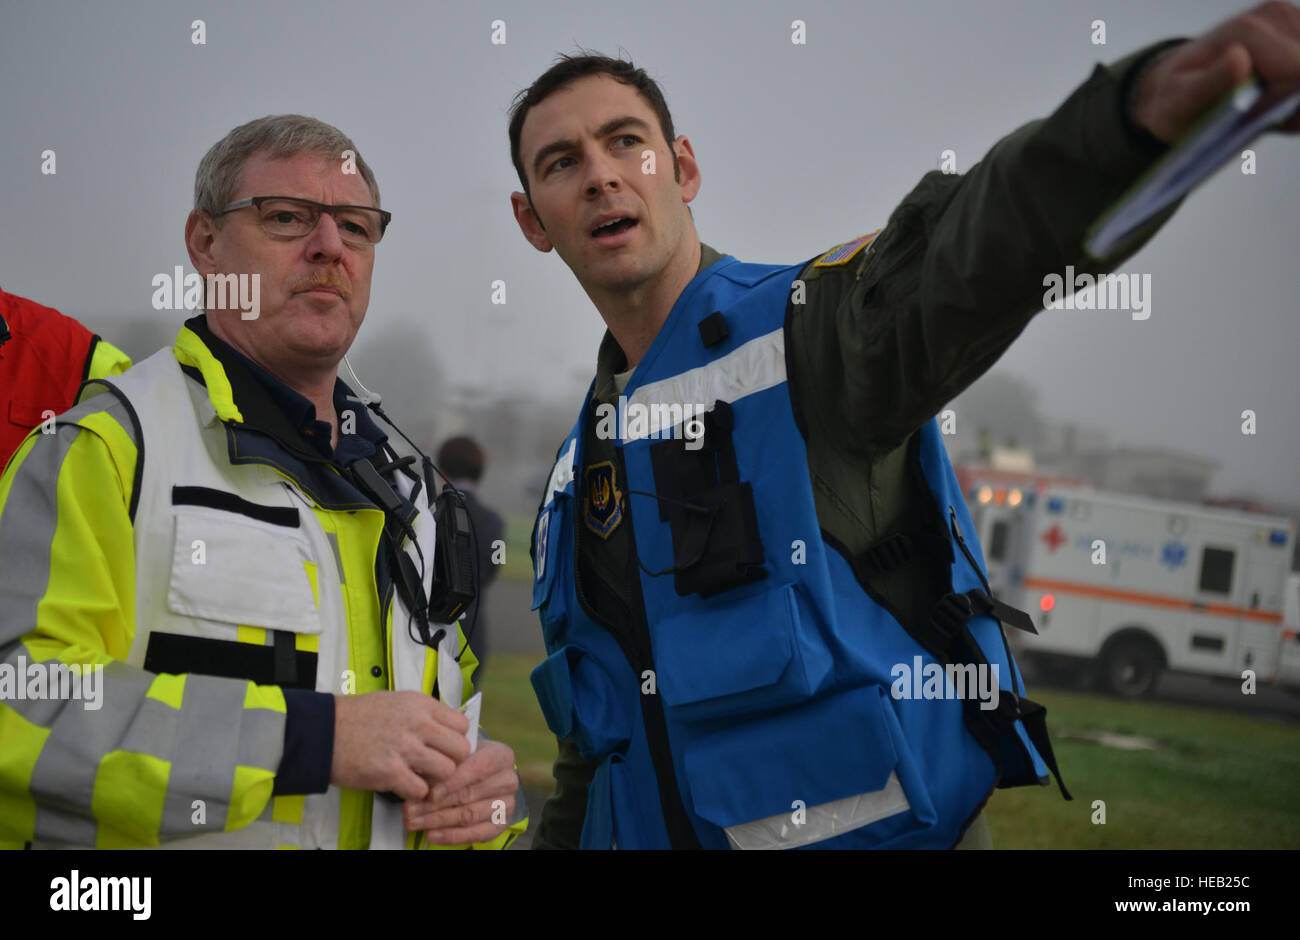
[0,287,129,468]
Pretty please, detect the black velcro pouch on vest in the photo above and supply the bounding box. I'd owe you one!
[649,400,767,598]
[144,632,317,690]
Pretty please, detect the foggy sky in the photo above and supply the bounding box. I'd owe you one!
[2,0,1296,503]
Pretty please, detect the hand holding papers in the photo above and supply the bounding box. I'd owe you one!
[1086,77,1300,260]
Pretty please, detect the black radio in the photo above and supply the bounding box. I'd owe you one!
[429,484,477,625]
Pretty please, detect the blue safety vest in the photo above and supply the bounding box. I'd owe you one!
[530,254,1068,849]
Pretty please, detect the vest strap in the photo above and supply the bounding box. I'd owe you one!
[927,588,1036,646]
[849,518,954,581]
[921,588,1072,800]
[850,533,914,579]
[142,632,318,691]
[273,629,298,685]
[986,593,1039,635]
[1015,697,1073,800]
[703,401,741,485]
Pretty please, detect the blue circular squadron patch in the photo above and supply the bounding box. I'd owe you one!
[584,461,623,539]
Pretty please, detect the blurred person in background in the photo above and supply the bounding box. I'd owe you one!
[438,435,506,684]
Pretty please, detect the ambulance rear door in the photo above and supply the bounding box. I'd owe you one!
[1179,519,1247,679]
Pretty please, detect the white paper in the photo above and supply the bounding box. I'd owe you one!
[436,627,463,709]
[459,691,482,754]
[1086,80,1300,259]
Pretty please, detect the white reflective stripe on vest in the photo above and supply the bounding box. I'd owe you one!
[722,771,912,850]
[622,327,787,443]
[542,437,576,510]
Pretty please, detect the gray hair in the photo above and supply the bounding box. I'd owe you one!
[193,114,381,220]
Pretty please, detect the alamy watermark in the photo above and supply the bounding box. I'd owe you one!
[0,657,103,710]
[50,870,150,920]
[593,396,706,451]
[152,266,261,319]
[890,656,1000,711]
[1042,266,1150,320]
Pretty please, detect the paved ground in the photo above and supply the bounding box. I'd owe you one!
[482,578,546,656]
[1019,656,1300,720]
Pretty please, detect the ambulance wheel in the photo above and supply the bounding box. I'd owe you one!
[1100,640,1162,698]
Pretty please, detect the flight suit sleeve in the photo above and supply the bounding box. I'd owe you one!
[532,735,596,849]
[0,409,293,847]
[788,40,1187,458]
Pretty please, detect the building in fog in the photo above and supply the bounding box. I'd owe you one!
[1064,448,1219,503]
[956,419,1222,504]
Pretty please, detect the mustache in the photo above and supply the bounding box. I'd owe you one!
[289,271,351,299]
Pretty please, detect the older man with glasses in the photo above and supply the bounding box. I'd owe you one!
[0,114,526,850]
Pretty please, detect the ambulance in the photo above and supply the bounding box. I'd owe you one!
[956,466,1089,598]
[966,485,1299,697]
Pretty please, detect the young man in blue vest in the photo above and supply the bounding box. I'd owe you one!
[507,5,1300,849]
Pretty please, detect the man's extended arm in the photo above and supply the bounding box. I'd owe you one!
[789,40,1183,456]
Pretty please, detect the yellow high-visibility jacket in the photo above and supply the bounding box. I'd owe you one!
[0,322,526,849]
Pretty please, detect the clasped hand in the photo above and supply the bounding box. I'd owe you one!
[331,691,518,845]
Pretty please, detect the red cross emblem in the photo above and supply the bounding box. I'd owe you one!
[1041,524,1066,553]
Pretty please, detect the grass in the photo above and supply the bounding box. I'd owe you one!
[477,654,1300,848]
[476,652,554,788]
[983,687,1300,849]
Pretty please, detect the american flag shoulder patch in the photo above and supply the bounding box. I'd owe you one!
[812,229,882,267]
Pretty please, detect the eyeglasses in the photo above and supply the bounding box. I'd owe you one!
[216,195,392,247]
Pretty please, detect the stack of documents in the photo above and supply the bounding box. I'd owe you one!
[1086,78,1300,260]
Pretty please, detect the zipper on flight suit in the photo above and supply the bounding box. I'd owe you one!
[571,434,702,849]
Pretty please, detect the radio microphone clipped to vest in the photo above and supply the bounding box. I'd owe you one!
[340,355,482,654]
